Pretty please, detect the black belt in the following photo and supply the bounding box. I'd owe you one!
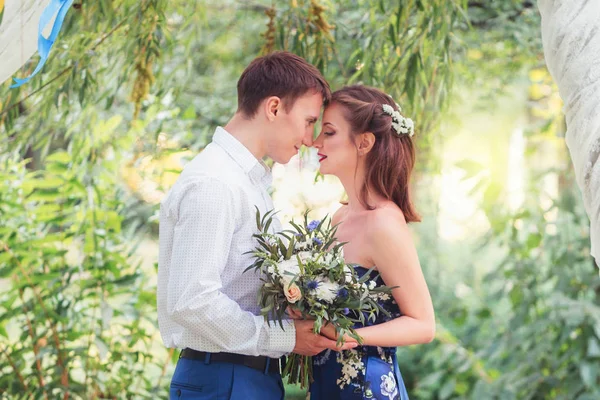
[180,348,281,374]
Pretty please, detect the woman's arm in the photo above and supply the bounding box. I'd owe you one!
[355,208,435,347]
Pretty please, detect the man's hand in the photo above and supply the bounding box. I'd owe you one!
[287,306,304,320]
[292,319,358,356]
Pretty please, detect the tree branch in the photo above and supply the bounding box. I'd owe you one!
[467,0,534,28]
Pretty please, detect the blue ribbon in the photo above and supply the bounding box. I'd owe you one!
[11,0,74,88]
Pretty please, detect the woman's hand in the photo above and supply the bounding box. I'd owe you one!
[319,323,359,345]
[287,307,360,345]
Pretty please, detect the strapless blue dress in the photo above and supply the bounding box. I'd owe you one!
[309,266,410,400]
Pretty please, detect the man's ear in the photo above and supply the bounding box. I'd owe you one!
[357,132,376,156]
[264,96,281,122]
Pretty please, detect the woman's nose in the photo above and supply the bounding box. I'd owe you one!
[312,134,323,148]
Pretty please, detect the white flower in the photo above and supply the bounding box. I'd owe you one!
[336,349,365,389]
[380,372,398,400]
[294,240,309,250]
[343,265,353,283]
[382,104,395,115]
[323,252,334,265]
[315,278,339,303]
[379,293,391,301]
[278,258,300,276]
[265,263,277,276]
[370,291,391,302]
[383,101,414,137]
[342,363,358,378]
[403,117,415,137]
[368,280,377,290]
[297,251,313,263]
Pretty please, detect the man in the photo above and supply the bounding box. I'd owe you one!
[158,51,357,399]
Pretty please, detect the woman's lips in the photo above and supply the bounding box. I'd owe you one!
[318,153,327,162]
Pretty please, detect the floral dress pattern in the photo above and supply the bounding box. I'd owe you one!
[309,266,410,400]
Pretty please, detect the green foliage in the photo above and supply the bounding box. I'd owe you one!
[457,1,543,96]
[396,162,600,399]
[0,124,167,398]
[1,1,596,399]
[271,0,468,171]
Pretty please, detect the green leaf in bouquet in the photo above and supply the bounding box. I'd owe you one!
[277,238,288,258]
[261,303,274,314]
[250,235,275,255]
[279,230,295,241]
[331,241,347,254]
[243,258,262,273]
[255,207,276,232]
[289,220,305,236]
[360,289,370,302]
[286,237,295,260]
[358,267,377,284]
[295,254,306,275]
[255,206,261,231]
[313,315,323,334]
[322,222,339,242]
[264,215,274,234]
[261,209,279,232]
[315,217,327,233]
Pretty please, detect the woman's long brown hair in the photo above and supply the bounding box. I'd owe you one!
[332,85,420,223]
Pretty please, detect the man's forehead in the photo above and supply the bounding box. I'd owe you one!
[298,90,324,104]
[288,91,323,114]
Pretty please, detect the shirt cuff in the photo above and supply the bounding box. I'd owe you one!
[260,319,296,357]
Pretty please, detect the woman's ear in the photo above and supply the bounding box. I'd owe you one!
[264,96,281,121]
[357,132,376,156]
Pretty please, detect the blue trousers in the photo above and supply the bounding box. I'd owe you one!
[169,357,285,399]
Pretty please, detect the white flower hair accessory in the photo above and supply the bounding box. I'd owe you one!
[381,103,415,138]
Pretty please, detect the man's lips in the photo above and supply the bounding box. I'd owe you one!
[318,153,327,162]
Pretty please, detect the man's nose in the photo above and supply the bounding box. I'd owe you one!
[302,130,314,147]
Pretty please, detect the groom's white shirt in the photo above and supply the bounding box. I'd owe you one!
[157,127,296,358]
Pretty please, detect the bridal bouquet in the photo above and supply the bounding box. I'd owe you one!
[245,209,394,388]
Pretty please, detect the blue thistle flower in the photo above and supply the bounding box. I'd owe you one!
[343,308,350,315]
[313,237,323,246]
[337,288,349,298]
[306,280,319,290]
[307,220,320,232]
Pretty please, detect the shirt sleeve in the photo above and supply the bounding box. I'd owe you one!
[164,177,296,357]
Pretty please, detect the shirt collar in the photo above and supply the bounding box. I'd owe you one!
[213,126,272,187]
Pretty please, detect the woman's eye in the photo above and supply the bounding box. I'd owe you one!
[324,131,335,136]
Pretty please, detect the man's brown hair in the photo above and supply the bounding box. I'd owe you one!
[237,51,331,118]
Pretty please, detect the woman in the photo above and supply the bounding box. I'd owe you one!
[309,85,435,399]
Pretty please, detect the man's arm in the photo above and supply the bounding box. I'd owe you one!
[165,177,296,357]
